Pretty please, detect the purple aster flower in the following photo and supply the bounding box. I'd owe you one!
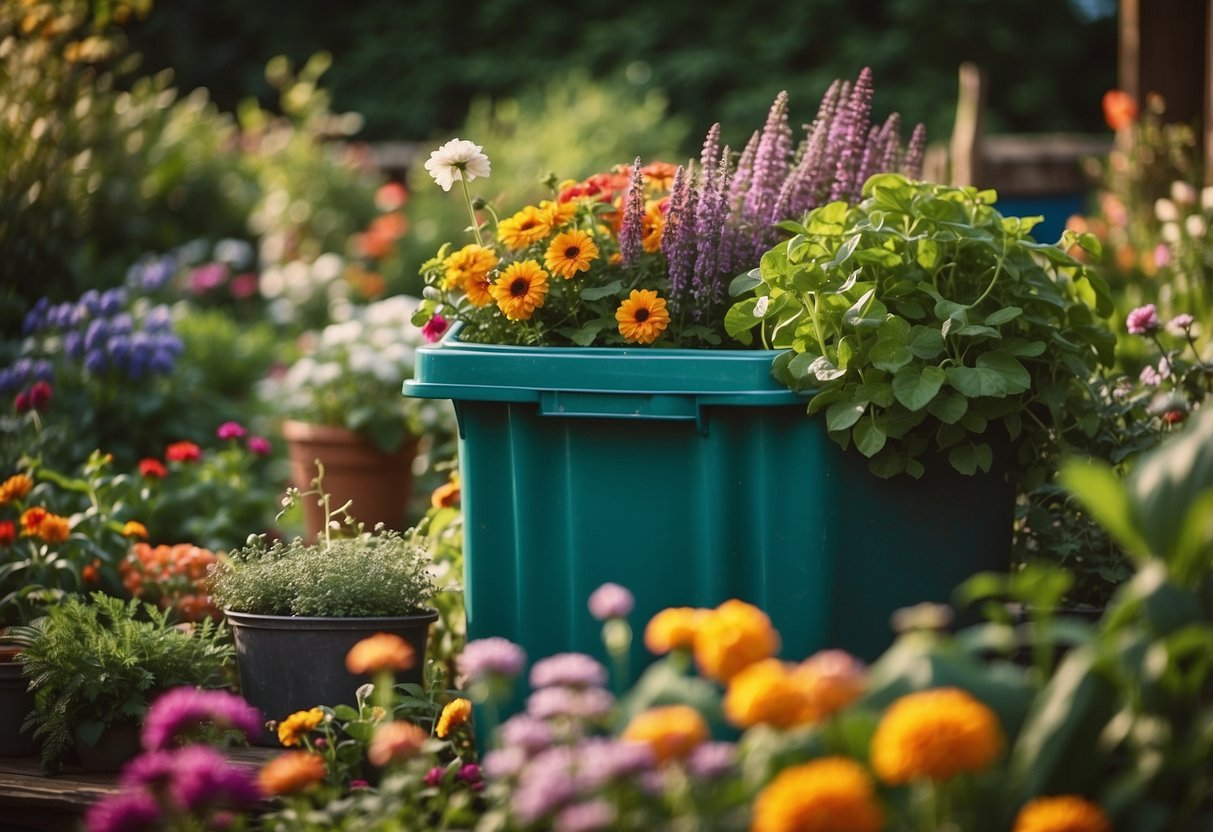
[216,421,247,441]
[459,637,527,682]
[1126,303,1161,335]
[499,714,554,754]
[422,314,450,343]
[120,749,179,792]
[587,582,634,621]
[170,745,262,811]
[141,687,263,751]
[1168,312,1194,333]
[618,158,646,266]
[247,436,272,456]
[457,762,484,790]
[141,305,174,333]
[554,799,616,832]
[99,288,127,317]
[79,288,102,317]
[128,254,178,292]
[84,347,110,374]
[573,738,654,789]
[83,791,161,832]
[526,686,615,721]
[483,747,529,779]
[512,760,577,825]
[687,741,736,779]
[529,653,608,689]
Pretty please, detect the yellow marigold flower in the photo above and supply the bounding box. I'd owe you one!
[258,751,327,795]
[724,658,815,729]
[642,202,665,253]
[368,721,428,767]
[490,260,549,321]
[795,649,867,722]
[751,756,885,832]
[644,607,705,655]
[693,599,781,683]
[497,205,549,250]
[0,474,33,505]
[121,520,149,539]
[538,199,577,232]
[870,687,1004,784]
[463,270,495,307]
[19,506,47,536]
[615,289,671,345]
[544,229,600,279]
[345,632,416,675]
[436,697,473,738]
[36,513,71,544]
[276,707,326,747]
[1013,795,1112,832]
[621,704,708,763]
[444,244,498,291]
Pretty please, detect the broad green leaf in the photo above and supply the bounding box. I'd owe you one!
[949,443,979,475]
[787,350,824,382]
[826,233,861,269]
[826,399,866,432]
[569,319,609,346]
[1002,338,1047,357]
[954,324,1001,339]
[946,365,1009,398]
[580,279,622,301]
[984,306,1023,326]
[854,418,887,458]
[892,365,946,411]
[728,269,763,296]
[842,288,877,328]
[724,299,764,337]
[906,326,945,359]
[870,318,913,372]
[916,238,939,269]
[808,355,847,382]
[855,381,895,407]
[927,392,968,424]
[854,248,902,267]
[976,351,1031,394]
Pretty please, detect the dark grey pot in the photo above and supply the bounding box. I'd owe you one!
[224,609,439,746]
[0,657,36,757]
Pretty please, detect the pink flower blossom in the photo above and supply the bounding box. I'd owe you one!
[216,421,247,441]
[1168,313,1195,334]
[247,436,272,456]
[587,582,634,621]
[1126,304,1161,335]
[422,314,450,343]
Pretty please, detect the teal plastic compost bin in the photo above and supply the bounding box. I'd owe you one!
[405,330,1014,690]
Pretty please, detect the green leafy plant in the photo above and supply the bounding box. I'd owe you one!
[729,173,1118,480]
[1,592,233,770]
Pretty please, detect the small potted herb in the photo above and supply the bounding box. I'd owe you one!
[208,473,440,745]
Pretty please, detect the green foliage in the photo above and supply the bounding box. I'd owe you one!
[1,592,233,770]
[732,173,1117,479]
[210,527,438,617]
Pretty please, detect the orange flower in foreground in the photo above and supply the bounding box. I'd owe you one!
[489,260,549,321]
[751,756,885,832]
[724,658,815,729]
[258,751,327,795]
[430,474,461,509]
[1013,795,1112,832]
[19,507,46,535]
[615,289,670,345]
[1102,89,1137,131]
[436,697,473,738]
[870,687,1004,784]
[346,632,416,675]
[368,721,428,766]
[644,607,705,654]
[165,441,202,463]
[0,473,34,504]
[693,599,780,683]
[497,205,549,250]
[121,520,149,539]
[621,704,708,763]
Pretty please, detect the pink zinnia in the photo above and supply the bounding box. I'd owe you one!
[216,421,246,441]
[587,582,634,621]
[422,314,450,343]
[1168,313,1195,334]
[1126,304,1161,335]
[247,436,272,456]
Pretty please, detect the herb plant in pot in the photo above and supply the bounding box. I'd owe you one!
[208,486,439,746]
[262,294,455,540]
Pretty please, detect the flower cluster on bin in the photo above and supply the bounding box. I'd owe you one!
[414,68,925,349]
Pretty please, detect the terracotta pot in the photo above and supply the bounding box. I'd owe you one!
[281,420,419,540]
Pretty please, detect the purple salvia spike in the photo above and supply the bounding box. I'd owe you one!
[722,130,759,276]
[663,164,690,307]
[693,145,729,302]
[744,91,791,260]
[854,124,883,201]
[816,79,852,203]
[619,157,645,266]
[699,123,722,182]
[830,67,874,203]
[903,123,927,179]
[671,166,700,318]
[877,113,903,175]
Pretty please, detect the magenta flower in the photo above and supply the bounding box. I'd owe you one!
[170,745,262,811]
[1168,313,1195,334]
[422,314,450,343]
[216,421,247,441]
[458,762,484,790]
[28,381,52,411]
[587,582,634,621]
[459,637,527,682]
[424,766,446,787]
[1126,303,1161,335]
[84,791,161,832]
[141,687,263,751]
[246,435,272,456]
[529,653,608,689]
[483,747,528,779]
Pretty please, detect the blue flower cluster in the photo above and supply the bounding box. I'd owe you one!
[14,288,183,384]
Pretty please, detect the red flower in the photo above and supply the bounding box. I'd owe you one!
[139,458,168,478]
[28,381,52,411]
[1163,410,1186,425]
[165,441,202,463]
[0,520,15,546]
[1102,89,1138,131]
[13,391,29,413]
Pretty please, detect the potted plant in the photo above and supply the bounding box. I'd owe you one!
[208,476,440,746]
[0,592,233,771]
[260,294,456,539]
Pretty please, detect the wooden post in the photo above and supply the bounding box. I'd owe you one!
[950,62,986,187]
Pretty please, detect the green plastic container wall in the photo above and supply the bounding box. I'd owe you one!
[405,331,1014,685]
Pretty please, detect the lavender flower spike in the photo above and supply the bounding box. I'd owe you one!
[692,148,729,305]
[903,122,927,178]
[831,67,874,203]
[618,158,646,266]
[699,122,722,180]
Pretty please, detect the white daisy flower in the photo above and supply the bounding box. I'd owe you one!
[424,138,491,192]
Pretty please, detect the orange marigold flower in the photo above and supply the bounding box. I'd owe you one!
[276,707,326,747]
[693,599,781,683]
[544,229,600,279]
[82,559,101,584]
[615,289,670,345]
[641,202,665,253]
[0,520,15,546]
[724,658,815,729]
[796,649,867,721]
[258,751,327,795]
[870,687,1004,784]
[19,506,47,536]
[489,260,549,321]
[165,441,202,463]
[368,721,428,767]
[436,697,473,738]
[1102,89,1137,131]
[121,520,149,539]
[751,756,885,832]
[430,475,461,509]
[641,161,678,191]
[0,473,34,504]
[538,199,577,232]
[1013,795,1112,832]
[620,704,708,763]
[36,512,71,543]
[444,244,498,291]
[346,632,416,675]
[497,205,550,250]
[644,606,704,654]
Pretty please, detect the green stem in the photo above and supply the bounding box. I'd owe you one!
[459,176,483,247]
[804,291,829,358]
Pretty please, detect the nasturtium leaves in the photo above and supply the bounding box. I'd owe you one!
[927,392,968,424]
[984,306,1023,326]
[854,418,887,458]
[826,399,865,431]
[906,326,945,359]
[892,365,946,411]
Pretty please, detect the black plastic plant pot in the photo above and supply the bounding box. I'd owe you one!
[224,609,439,747]
[0,655,36,757]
